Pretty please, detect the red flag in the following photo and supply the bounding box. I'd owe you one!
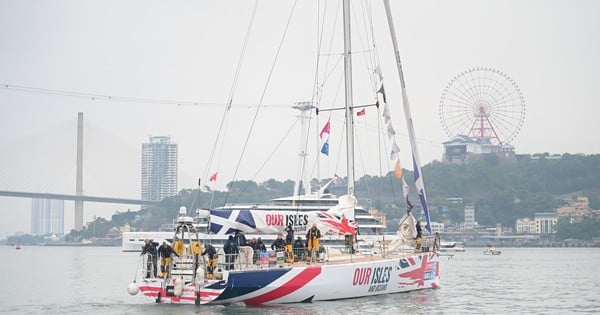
[357,108,366,116]
[320,120,330,139]
[209,172,218,182]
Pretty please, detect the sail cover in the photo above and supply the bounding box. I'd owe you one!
[210,208,357,236]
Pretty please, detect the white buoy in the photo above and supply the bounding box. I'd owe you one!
[127,282,139,295]
[174,277,184,297]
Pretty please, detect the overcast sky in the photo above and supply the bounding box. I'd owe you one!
[1,0,599,237]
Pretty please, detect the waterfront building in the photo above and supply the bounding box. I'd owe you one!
[141,136,178,202]
[534,213,558,235]
[515,218,536,234]
[31,198,64,235]
[464,204,476,230]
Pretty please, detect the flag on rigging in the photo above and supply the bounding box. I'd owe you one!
[321,140,329,156]
[387,122,396,139]
[394,158,402,178]
[377,84,387,103]
[390,138,400,160]
[383,103,391,124]
[357,108,366,116]
[402,176,410,199]
[320,119,330,139]
[209,172,218,182]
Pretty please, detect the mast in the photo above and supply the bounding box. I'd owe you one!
[342,0,355,197]
[383,0,432,233]
[292,101,315,197]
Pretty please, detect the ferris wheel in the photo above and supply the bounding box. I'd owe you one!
[439,67,525,145]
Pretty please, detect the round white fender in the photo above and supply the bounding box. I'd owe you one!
[173,276,184,297]
[127,282,139,295]
[195,266,205,287]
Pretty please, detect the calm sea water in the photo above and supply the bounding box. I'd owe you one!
[1,246,599,314]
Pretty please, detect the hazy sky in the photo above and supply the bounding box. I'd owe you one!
[1,0,599,237]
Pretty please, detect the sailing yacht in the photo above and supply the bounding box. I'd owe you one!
[129,0,440,305]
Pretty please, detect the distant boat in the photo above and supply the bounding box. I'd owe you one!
[439,241,466,253]
[15,237,21,250]
[483,244,501,255]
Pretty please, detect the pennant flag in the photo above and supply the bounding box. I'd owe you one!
[357,108,366,116]
[390,139,400,160]
[383,103,391,124]
[387,122,396,139]
[320,120,330,139]
[394,158,402,178]
[321,140,329,156]
[209,172,218,182]
[375,66,383,81]
[402,176,410,199]
[377,84,387,103]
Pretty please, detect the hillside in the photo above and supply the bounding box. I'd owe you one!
[142,153,600,231]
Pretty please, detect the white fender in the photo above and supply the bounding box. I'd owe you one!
[173,277,184,297]
[195,266,205,286]
[127,282,139,295]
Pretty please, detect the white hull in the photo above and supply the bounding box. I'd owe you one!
[137,251,439,305]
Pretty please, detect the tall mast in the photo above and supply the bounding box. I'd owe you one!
[383,0,432,233]
[292,102,315,197]
[343,0,355,197]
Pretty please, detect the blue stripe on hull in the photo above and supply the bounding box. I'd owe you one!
[214,268,292,301]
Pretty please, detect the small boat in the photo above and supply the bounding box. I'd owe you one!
[15,237,21,250]
[439,241,466,253]
[483,244,501,255]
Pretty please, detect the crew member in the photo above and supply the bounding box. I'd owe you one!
[415,221,423,253]
[158,241,180,278]
[201,243,218,279]
[141,239,159,278]
[284,225,295,263]
[306,223,321,261]
[271,233,286,252]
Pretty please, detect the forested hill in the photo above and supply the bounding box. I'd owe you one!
[138,153,600,231]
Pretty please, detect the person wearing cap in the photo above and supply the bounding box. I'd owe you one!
[141,239,159,278]
[306,223,321,262]
[158,241,179,278]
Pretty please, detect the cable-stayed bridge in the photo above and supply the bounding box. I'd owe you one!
[0,112,158,232]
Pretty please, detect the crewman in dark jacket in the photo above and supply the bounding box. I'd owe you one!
[158,241,179,278]
[141,239,159,278]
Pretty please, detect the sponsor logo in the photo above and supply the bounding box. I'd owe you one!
[353,266,392,292]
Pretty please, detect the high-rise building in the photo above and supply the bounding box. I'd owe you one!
[31,198,64,235]
[141,136,178,201]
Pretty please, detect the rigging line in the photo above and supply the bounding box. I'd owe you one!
[351,0,378,94]
[224,0,299,206]
[0,83,292,109]
[231,115,302,204]
[311,0,327,104]
[206,0,259,209]
[317,0,342,106]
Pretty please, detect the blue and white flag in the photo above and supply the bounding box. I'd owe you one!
[321,140,329,156]
[413,156,432,233]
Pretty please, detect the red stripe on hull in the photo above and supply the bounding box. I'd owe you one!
[243,265,322,305]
